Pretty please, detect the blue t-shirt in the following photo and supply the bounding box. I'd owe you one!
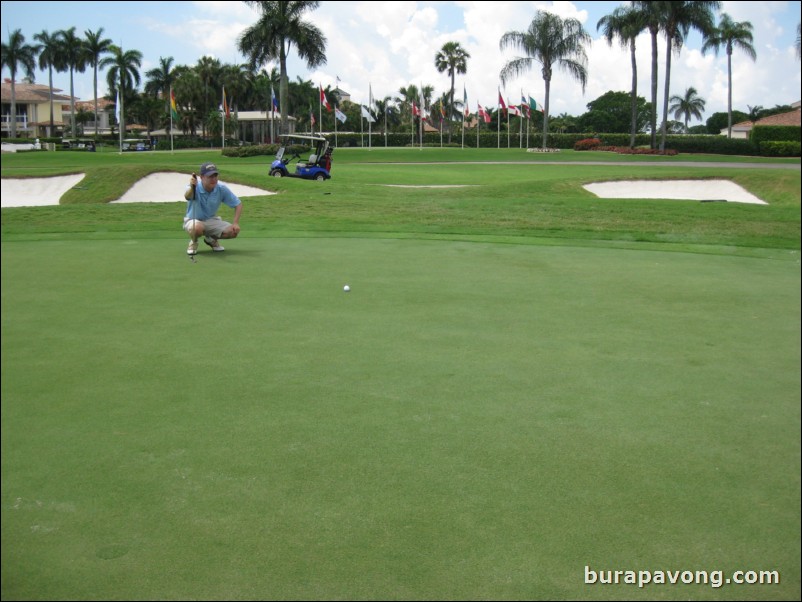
[185,181,241,220]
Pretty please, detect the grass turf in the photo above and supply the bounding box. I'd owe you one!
[2,148,800,600]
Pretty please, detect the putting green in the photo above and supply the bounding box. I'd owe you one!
[2,236,799,600]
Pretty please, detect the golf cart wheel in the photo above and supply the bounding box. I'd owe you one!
[270,169,284,178]
[314,173,326,181]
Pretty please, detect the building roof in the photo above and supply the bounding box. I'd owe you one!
[1,80,74,103]
[732,107,801,129]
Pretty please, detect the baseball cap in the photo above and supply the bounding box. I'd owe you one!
[199,162,219,176]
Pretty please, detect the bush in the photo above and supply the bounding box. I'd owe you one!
[759,141,801,157]
[574,138,602,151]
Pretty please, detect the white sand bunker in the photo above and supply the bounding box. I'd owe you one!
[583,179,766,205]
[1,174,85,207]
[111,172,274,203]
[1,172,274,208]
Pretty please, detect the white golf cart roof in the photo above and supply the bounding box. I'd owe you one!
[279,134,328,142]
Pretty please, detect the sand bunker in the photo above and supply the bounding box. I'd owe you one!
[1,172,274,207]
[583,179,766,204]
[1,174,86,207]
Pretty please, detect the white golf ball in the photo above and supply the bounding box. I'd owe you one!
[343,285,350,292]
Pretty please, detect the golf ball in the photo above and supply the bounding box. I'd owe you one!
[343,285,350,292]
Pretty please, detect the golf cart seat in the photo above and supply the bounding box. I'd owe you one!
[307,153,318,166]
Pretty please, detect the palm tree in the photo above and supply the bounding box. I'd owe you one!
[57,27,89,139]
[701,13,755,139]
[434,41,470,143]
[33,30,64,137]
[631,1,662,149]
[145,56,176,131]
[195,56,221,137]
[669,86,705,132]
[238,1,327,136]
[1,29,38,138]
[499,10,591,150]
[84,28,113,136]
[746,104,764,123]
[100,45,143,139]
[657,1,721,151]
[597,5,647,148]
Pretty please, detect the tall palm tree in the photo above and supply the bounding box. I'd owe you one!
[499,10,591,150]
[1,29,38,138]
[434,41,470,143]
[701,13,755,139]
[669,86,705,132]
[657,1,720,151]
[100,45,143,138]
[57,27,89,139]
[145,56,176,122]
[597,5,647,148]
[195,56,221,137]
[33,30,64,137]
[84,28,113,136]
[238,0,327,136]
[631,1,663,149]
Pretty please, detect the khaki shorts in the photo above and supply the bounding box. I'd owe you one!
[183,216,231,238]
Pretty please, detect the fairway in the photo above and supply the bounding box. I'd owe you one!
[2,234,799,600]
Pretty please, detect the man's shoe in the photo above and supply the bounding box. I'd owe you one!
[204,235,225,252]
[187,240,198,255]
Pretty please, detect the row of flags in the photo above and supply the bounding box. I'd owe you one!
[165,84,541,126]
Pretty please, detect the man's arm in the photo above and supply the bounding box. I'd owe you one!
[230,202,243,235]
[184,173,197,200]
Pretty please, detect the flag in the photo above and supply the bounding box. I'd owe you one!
[170,87,179,121]
[521,93,530,118]
[412,101,420,117]
[115,89,120,123]
[335,107,347,123]
[271,86,279,113]
[529,96,540,112]
[498,91,507,116]
[310,110,316,127]
[320,85,331,111]
[463,86,469,117]
[361,105,376,123]
[222,87,230,119]
[439,100,446,121]
[478,103,491,123]
[508,101,521,117]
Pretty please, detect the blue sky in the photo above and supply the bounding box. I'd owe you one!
[2,1,800,122]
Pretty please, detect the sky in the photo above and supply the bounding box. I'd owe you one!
[2,0,801,124]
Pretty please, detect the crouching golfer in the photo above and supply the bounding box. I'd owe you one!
[184,162,243,255]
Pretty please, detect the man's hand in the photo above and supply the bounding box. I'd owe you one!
[185,173,197,200]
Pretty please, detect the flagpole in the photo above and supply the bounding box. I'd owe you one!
[318,84,323,136]
[507,109,510,148]
[221,87,225,149]
[334,103,338,147]
[117,75,122,155]
[476,106,480,149]
[170,87,174,154]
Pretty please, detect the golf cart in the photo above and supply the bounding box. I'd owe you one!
[269,134,334,181]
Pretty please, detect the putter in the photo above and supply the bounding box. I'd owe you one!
[188,173,197,263]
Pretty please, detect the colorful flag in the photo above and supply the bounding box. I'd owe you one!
[498,91,507,116]
[361,105,376,123]
[320,85,331,111]
[521,93,530,118]
[335,107,347,123]
[529,96,540,112]
[508,101,521,117]
[115,89,120,124]
[310,110,316,127]
[170,87,179,121]
[222,87,230,119]
[271,86,279,113]
[478,103,491,123]
[412,101,420,117]
[439,100,446,121]
[463,86,469,117]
